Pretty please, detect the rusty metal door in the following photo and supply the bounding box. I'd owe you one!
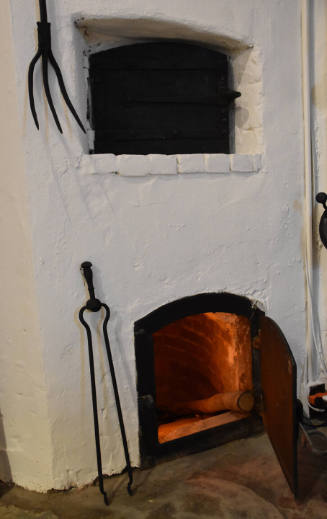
[259,315,298,495]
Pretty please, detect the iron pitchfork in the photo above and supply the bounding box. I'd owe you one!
[79,262,133,505]
[28,0,86,134]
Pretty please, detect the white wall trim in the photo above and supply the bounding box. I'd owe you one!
[78,153,262,176]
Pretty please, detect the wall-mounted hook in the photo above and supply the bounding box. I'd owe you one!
[316,192,327,248]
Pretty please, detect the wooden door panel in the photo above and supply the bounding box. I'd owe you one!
[259,315,298,495]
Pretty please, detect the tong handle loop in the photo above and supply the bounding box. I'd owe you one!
[81,262,102,312]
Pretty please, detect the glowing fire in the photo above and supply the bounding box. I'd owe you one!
[153,312,253,443]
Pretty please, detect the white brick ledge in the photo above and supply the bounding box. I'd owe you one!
[78,153,262,177]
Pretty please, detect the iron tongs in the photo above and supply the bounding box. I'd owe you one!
[79,262,133,505]
[28,0,86,134]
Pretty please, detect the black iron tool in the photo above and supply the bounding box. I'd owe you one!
[28,0,86,134]
[79,262,133,505]
[316,192,327,249]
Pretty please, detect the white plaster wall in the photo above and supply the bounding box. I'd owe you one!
[0,0,53,491]
[8,0,306,490]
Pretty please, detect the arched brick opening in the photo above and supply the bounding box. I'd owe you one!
[134,292,262,463]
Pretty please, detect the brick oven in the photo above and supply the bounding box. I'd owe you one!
[2,0,313,497]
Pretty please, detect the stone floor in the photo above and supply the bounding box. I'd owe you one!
[1,431,327,518]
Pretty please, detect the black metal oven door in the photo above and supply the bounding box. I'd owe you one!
[259,315,298,495]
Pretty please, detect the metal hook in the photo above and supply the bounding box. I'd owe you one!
[28,0,86,134]
[316,192,327,249]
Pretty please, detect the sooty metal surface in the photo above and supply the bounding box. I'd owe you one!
[89,42,240,154]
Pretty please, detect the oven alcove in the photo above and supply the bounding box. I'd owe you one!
[134,292,299,495]
[88,41,240,155]
[154,312,254,444]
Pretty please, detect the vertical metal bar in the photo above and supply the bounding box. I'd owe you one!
[79,307,109,506]
[102,304,133,495]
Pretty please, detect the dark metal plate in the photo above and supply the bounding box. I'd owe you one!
[319,210,327,249]
[89,42,239,155]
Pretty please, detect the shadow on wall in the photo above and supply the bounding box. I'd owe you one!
[0,411,11,491]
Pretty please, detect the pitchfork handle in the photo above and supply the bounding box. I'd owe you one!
[39,0,48,22]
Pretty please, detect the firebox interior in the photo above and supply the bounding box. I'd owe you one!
[135,296,298,495]
[153,312,253,443]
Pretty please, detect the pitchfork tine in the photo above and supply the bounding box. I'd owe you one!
[28,50,42,130]
[42,55,63,133]
[49,51,86,133]
[28,0,85,134]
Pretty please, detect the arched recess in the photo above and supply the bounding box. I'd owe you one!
[134,292,262,463]
[77,16,263,154]
[135,292,255,333]
[88,41,241,154]
[134,291,298,498]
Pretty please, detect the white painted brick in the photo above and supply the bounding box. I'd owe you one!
[204,154,230,173]
[177,154,205,174]
[117,155,151,176]
[252,154,262,172]
[93,154,118,174]
[230,154,255,173]
[149,154,177,175]
[87,129,95,152]
[79,154,95,175]
[234,129,261,154]
[78,154,118,174]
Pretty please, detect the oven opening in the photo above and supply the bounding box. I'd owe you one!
[154,312,254,444]
[135,292,297,494]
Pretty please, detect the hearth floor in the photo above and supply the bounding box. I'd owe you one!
[1,431,327,519]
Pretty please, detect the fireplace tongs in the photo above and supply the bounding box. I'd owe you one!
[28,0,86,134]
[79,262,133,505]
